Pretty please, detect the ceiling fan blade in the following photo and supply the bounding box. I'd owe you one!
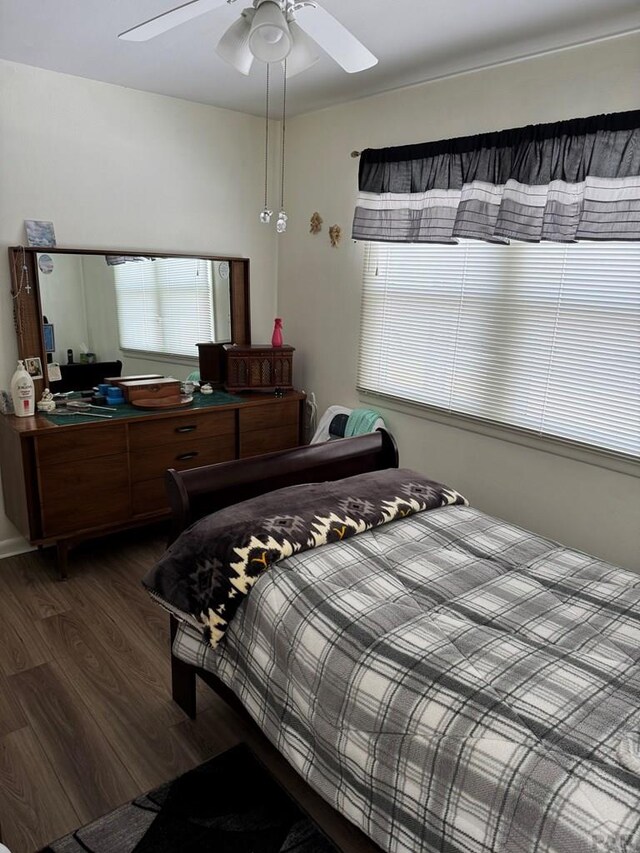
[119,0,230,42]
[293,5,377,73]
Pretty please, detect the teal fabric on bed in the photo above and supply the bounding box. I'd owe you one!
[344,408,381,437]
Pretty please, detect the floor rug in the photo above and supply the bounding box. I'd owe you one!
[40,743,338,852]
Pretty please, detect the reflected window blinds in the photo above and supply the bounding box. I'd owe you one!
[114,258,214,357]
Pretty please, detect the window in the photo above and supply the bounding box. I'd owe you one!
[358,241,640,459]
[114,257,214,358]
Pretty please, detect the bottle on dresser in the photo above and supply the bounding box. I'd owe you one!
[10,360,35,417]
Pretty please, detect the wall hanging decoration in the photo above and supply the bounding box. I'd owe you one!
[24,220,56,248]
[310,212,323,234]
[352,109,640,244]
[10,245,32,339]
[329,225,342,247]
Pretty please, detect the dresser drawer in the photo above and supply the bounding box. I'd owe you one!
[239,423,300,458]
[129,410,235,450]
[36,424,127,466]
[39,454,130,537]
[132,479,169,516]
[131,434,236,483]
[239,400,299,433]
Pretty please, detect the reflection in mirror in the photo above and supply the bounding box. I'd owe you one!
[37,253,232,383]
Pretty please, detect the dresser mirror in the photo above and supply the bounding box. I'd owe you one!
[8,247,250,396]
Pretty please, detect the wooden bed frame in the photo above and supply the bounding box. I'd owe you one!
[165,429,399,719]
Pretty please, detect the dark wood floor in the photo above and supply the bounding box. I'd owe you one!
[0,526,379,853]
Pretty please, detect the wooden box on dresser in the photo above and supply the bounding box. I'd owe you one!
[0,391,305,578]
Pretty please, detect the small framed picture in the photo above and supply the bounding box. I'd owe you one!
[38,253,55,274]
[43,323,56,353]
[24,220,57,248]
[24,356,44,380]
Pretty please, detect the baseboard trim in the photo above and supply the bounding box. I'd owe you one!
[0,536,35,561]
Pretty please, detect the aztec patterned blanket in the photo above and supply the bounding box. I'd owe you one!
[143,468,467,647]
[170,500,640,853]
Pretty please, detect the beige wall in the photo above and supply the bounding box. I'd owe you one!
[278,34,640,571]
[0,60,279,555]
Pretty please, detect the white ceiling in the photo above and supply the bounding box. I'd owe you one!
[0,0,638,117]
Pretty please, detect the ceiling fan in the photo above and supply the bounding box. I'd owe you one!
[119,0,378,77]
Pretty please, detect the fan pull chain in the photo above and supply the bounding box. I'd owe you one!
[281,62,287,209]
[276,60,288,234]
[259,63,273,224]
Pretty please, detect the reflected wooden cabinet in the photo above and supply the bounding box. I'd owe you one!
[0,392,305,577]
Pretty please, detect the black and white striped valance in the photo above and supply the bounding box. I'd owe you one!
[352,110,640,243]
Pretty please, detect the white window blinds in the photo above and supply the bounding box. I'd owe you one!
[114,258,214,357]
[358,241,640,459]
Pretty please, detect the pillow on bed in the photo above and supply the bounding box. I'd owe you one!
[143,467,467,648]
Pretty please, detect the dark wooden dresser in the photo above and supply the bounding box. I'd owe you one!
[0,391,305,576]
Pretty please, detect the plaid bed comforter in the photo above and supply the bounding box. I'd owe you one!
[172,505,640,853]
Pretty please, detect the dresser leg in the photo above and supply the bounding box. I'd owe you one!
[56,540,69,581]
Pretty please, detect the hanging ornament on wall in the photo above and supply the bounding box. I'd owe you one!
[310,212,323,234]
[329,225,342,247]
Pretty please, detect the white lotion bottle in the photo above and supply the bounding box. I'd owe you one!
[10,360,35,417]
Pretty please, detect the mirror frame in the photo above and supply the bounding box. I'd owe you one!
[8,246,251,397]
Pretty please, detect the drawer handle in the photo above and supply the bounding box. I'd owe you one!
[175,425,197,433]
[176,451,199,461]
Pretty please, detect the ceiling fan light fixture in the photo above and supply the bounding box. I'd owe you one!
[216,8,255,75]
[249,0,292,63]
[285,20,320,77]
